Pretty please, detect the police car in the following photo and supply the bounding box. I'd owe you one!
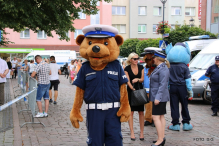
[189,40,219,102]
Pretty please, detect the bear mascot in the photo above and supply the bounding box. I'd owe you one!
[69,24,131,146]
[165,42,193,131]
[141,48,162,127]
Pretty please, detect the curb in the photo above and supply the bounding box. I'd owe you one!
[10,80,22,146]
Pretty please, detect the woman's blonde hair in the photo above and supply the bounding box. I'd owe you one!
[126,52,139,65]
[156,57,170,68]
[6,57,11,62]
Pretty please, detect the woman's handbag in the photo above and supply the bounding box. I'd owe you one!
[131,82,149,106]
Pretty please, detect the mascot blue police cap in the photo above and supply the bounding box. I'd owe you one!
[82,24,118,38]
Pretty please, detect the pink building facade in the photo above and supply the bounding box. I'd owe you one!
[4,1,112,52]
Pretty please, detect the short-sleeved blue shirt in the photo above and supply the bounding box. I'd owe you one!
[143,68,150,93]
[169,63,191,85]
[205,64,219,83]
[73,60,128,104]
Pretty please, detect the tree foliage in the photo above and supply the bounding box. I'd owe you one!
[136,38,162,55]
[120,39,140,57]
[0,0,111,46]
[164,25,217,45]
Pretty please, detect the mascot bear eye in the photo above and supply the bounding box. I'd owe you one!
[89,41,92,45]
[104,42,108,45]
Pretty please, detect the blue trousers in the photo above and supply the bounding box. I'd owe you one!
[211,84,219,113]
[86,107,123,146]
[169,85,191,125]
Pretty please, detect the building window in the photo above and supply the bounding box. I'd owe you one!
[112,24,126,33]
[112,6,126,15]
[37,30,47,39]
[214,17,218,23]
[153,7,161,16]
[153,24,158,33]
[74,30,83,39]
[171,7,181,15]
[91,11,100,24]
[138,24,146,33]
[185,7,195,16]
[78,11,86,19]
[138,6,146,15]
[97,1,100,6]
[20,29,30,38]
[171,24,180,30]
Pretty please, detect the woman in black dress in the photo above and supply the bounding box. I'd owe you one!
[124,52,144,141]
[6,57,12,78]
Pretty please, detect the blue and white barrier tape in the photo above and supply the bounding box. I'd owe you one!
[0,88,37,111]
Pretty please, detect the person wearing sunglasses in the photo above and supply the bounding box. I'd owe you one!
[124,52,144,141]
[150,51,170,146]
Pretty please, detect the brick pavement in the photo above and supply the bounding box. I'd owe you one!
[11,75,219,146]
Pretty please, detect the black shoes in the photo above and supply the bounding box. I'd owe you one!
[151,139,165,146]
[140,138,144,141]
[131,138,136,141]
[144,121,152,126]
[49,99,53,103]
[53,101,57,104]
[212,112,217,116]
[153,137,166,143]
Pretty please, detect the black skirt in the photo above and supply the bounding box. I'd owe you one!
[152,102,167,115]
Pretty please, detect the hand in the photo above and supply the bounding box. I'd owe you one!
[132,78,139,84]
[69,109,83,128]
[154,99,160,105]
[0,73,3,78]
[188,90,193,100]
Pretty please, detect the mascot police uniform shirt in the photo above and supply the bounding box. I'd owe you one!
[73,60,128,104]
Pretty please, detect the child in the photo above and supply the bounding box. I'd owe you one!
[70,67,76,84]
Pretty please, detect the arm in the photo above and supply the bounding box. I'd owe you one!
[124,71,135,90]
[0,69,9,78]
[58,69,61,75]
[24,65,29,71]
[70,87,84,128]
[31,71,37,78]
[154,68,169,104]
[117,83,131,122]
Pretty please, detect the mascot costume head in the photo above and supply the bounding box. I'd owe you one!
[70,24,131,145]
[165,42,191,65]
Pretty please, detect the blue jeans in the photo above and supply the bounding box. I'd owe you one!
[36,83,50,101]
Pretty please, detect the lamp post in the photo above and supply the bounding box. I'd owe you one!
[160,0,167,38]
[189,17,195,27]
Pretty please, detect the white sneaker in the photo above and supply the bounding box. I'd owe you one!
[43,112,48,117]
[35,112,44,118]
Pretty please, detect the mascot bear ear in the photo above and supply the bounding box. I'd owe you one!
[165,43,172,54]
[185,42,191,56]
[76,35,85,46]
[115,35,124,46]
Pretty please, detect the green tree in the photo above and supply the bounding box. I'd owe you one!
[136,38,162,55]
[0,0,111,46]
[164,25,217,45]
[120,39,140,57]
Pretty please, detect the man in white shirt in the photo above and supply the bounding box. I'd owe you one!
[49,56,61,104]
[0,57,9,105]
[11,57,17,79]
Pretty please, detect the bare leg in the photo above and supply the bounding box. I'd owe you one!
[138,111,144,138]
[128,111,135,138]
[26,83,28,92]
[45,99,49,113]
[37,101,43,113]
[160,115,166,138]
[54,91,58,101]
[49,90,52,100]
[153,115,163,145]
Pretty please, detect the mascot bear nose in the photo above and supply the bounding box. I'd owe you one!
[92,45,100,53]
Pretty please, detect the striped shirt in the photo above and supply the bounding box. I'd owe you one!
[35,61,50,84]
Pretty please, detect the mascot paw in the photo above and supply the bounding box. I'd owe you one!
[117,106,131,122]
[70,111,83,128]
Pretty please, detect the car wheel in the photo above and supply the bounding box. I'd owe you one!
[202,92,211,105]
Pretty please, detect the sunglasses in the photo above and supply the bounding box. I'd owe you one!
[132,58,139,61]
